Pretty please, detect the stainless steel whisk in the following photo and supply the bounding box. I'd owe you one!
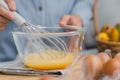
[0,0,68,58]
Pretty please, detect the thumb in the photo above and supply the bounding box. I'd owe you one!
[4,0,16,11]
[59,15,71,27]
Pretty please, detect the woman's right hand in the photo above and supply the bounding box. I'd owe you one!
[0,0,16,31]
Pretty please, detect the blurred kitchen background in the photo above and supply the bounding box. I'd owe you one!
[84,0,120,49]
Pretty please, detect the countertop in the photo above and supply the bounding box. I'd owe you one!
[0,49,98,80]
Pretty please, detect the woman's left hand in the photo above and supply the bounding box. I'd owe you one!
[59,14,83,27]
[59,14,84,51]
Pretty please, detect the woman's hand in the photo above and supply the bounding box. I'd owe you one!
[0,0,16,31]
[59,14,83,51]
[59,14,83,27]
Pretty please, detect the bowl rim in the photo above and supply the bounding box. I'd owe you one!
[12,27,84,37]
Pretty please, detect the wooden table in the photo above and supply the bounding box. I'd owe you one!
[0,49,98,80]
[0,62,81,80]
[0,74,41,80]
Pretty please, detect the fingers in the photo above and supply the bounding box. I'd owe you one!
[59,15,71,26]
[69,14,83,27]
[0,16,10,31]
[0,24,7,31]
[0,15,10,23]
[4,0,16,11]
[0,0,16,20]
[59,14,83,27]
[0,0,14,31]
[80,47,82,51]
[0,5,14,20]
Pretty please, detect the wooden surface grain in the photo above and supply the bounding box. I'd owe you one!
[0,74,42,80]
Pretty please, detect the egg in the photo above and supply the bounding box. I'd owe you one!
[24,51,74,70]
[66,55,88,80]
[84,55,103,80]
[98,52,111,64]
[103,58,120,76]
[71,55,87,69]
[115,53,120,59]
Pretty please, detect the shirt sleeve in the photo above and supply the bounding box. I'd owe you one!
[71,0,94,27]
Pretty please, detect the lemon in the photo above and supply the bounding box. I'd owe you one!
[101,24,113,36]
[110,27,119,42]
[97,32,109,41]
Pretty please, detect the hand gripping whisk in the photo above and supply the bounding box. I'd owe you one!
[0,0,69,58]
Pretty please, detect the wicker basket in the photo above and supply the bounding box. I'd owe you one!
[93,0,120,57]
[96,38,120,57]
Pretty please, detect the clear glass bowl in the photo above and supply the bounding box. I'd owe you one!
[12,26,84,71]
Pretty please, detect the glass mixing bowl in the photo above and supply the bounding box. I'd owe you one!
[12,26,84,71]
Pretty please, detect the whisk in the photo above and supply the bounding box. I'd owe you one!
[0,0,69,58]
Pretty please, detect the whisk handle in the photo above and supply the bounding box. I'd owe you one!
[0,0,26,27]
